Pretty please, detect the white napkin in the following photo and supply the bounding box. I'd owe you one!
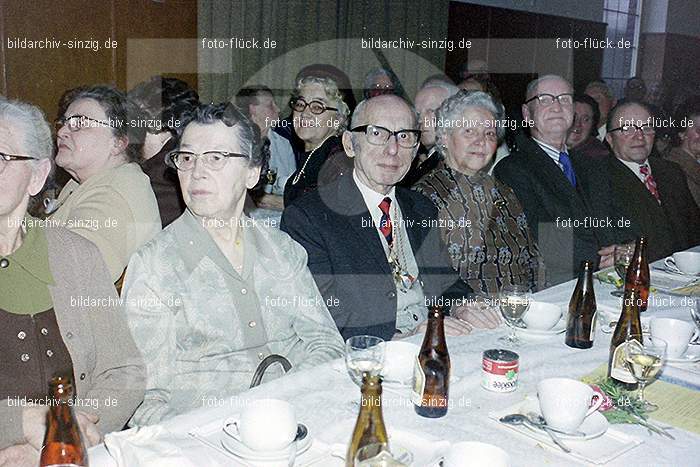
[104,425,220,467]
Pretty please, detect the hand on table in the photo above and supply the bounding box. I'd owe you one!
[452,303,501,329]
[598,244,617,269]
[22,406,100,450]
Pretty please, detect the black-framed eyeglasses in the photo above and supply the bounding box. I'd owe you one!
[289,98,338,115]
[525,93,574,106]
[0,152,38,175]
[166,150,248,171]
[608,124,656,136]
[350,124,421,149]
[54,115,118,133]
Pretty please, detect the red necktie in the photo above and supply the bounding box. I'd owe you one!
[378,197,393,248]
[639,164,660,203]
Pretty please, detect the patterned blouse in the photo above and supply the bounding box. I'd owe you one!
[414,162,543,295]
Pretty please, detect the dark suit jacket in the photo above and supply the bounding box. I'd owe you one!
[494,134,601,285]
[577,154,700,262]
[280,173,473,341]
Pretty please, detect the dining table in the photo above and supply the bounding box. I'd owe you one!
[90,246,700,466]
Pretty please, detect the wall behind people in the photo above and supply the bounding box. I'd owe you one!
[0,0,198,119]
[444,2,606,111]
[198,0,449,106]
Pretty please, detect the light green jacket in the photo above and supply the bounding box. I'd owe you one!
[122,209,344,426]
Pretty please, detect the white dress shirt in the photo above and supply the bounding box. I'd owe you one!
[618,157,651,183]
[533,137,569,172]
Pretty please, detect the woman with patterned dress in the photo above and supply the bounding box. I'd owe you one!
[414,91,544,295]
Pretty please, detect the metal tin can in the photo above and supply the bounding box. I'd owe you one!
[482,349,519,392]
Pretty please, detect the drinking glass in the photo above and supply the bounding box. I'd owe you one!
[498,284,531,346]
[354,443,412,467]
[345,336,385,386]
[623,334,667,411]
[611,244,634,297]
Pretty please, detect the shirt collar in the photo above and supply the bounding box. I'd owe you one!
[3,216,54,285]
[533,137,568,162]
[353,169,397,213]
[618,157,650,178]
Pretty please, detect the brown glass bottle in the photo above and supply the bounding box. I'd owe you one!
[566,261,597,349]
[39,375,88,467]
[607,288,643,390]
[345,373,389,467]
[412,306,450,418]
[624,237,650,312]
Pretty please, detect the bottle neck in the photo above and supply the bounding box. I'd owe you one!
[423,308,446,349]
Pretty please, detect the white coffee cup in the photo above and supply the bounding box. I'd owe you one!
[443,441,511,467]
[650,318,697,359]
[537,378,604,432]
[224,399,297,452]
[521,301,562,330]
[665,252,700,275]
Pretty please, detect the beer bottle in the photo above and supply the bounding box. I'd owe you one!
[624,237,650,312]
[39,375,88,467]
[412,306,450,418]
[607,288,643,390]
[345,373,388,467]
[565,261,597,349]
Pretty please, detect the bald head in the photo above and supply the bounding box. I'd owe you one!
[351,94,417,130]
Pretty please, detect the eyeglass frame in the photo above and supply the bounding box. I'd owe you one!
[289,97,338,115]
[54,114,118,133]
[350,124,421,148]
[524,93,574,106]
[165,150,249,171]
[0,152,39,175]
[608,124,656,136]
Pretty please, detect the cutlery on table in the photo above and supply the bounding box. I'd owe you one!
[525,413,572,453]
[499,413,584,437]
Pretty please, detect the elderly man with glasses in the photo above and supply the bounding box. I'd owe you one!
[577,101,700,262]
[281,94,500,341]
[494,75,609,285]
[121,103,344,426]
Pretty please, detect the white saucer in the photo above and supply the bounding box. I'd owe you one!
[666,350,700,363]
[659,266,700,278]
[513,319,566,337]
[220,426,312,461]
[524,411,609,440]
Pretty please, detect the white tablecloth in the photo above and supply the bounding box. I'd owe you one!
[90,249,700,467]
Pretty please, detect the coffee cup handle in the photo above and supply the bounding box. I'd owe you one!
[586,394,605,417]
[223,418,243,441]
[664,257,680,272]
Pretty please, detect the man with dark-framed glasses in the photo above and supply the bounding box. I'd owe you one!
[494,74,606,285]
[281,94,500,341]
[577,101,700,262]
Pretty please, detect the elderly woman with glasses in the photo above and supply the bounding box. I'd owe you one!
[49,85,161,284]
[121,103,344,426]
[414,91,543,295]
[0,98,145,466]
[283,75,351,205]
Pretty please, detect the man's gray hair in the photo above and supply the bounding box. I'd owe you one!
[435,91,506,158]
[418,81,460,98]
[0,97,53,161]
[525,74,572,101]
[585,80,615,100]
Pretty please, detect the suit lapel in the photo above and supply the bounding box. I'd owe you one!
[334,174,393,275]
[609,158,661,207]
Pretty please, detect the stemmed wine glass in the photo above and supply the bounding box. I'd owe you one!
[498,285,531,346]
[345,335,385,386]
[611,244,634,297]
[623,334,667,412]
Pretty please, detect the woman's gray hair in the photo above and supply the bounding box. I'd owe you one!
[293,75,349,133]
[435,90,506,158]
[179,102,267,168]
[0,97,53,161]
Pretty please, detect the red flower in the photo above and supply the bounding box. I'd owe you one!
[590,385,615,412]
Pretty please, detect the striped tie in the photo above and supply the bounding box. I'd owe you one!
[378,197,393,248]
[639,164,660,203]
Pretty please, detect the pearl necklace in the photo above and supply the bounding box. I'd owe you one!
[291,135,333,185]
